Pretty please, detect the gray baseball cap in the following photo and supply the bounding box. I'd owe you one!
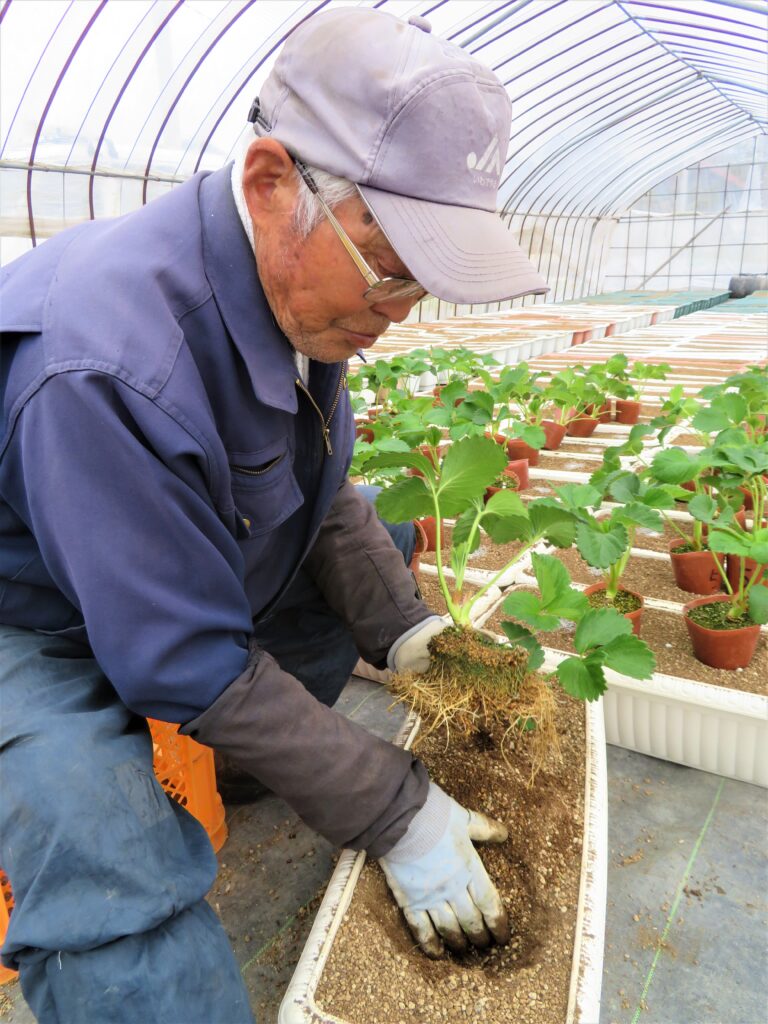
[248,7,549,305]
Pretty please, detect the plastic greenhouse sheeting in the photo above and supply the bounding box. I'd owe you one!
[1,0,766,288]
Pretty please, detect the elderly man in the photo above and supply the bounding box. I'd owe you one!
[0,8,547,1022]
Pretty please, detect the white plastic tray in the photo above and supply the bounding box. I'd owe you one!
[278,696,607,1024]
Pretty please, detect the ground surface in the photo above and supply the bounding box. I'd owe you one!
[1,678,765,1024]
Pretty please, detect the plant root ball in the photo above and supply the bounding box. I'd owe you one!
[389,626,561,781]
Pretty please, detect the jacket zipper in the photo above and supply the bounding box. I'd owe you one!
[295,366,347,457]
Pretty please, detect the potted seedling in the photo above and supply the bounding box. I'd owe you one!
[600,356,670,424]
[646,446,731,595]
[545,366,604,437]
[447,381,546,480]
[682,437,768,670]
[552,473,668,634]
[696,369,768,509]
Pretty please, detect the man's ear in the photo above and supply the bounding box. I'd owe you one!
[242,139,298,228]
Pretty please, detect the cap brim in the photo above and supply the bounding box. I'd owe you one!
[358,186,550,305]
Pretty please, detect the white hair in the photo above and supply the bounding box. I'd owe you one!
[231,136,358,249]
[292,164,358,238]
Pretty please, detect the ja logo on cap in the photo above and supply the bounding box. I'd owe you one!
[466,136,502,179]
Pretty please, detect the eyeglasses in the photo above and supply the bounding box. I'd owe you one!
[294,158,427,305]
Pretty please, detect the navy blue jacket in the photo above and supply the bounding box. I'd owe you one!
[0,167,359,719]
[0,166,431,853]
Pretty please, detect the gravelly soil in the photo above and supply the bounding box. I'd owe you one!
[535,453,600,474]
[316,695,586,1024]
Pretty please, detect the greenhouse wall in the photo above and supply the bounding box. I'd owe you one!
[601,136,768,292]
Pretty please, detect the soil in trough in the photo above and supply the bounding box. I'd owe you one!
[535,453,600,474]
[416,573,481,618]
[316,694,586,1024]
[485,591,767,696]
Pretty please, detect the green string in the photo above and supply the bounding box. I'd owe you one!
[629,776,725,1024]
[240,893,319,975]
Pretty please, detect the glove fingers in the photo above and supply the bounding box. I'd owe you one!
[468,876,511,947]
[403,907,444,960]
[448,890,492,949]
[428,901,469,954]
[467,809,508,844]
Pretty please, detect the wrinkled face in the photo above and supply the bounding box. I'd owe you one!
[245,144,425,363]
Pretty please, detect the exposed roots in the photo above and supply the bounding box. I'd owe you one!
[389,627,562,783]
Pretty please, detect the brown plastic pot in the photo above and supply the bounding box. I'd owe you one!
[586,402,612,423]
[683,595,761,670]
[615,399,641,425]
[354,421,375,443]
[668,541,725,595]
[540,420,567,450]
[566,416,599,438]
[506,458,529,490]
[583,582,644,636]
[409,519,429,576]
[504,437,540,467]
[417,516,439,553]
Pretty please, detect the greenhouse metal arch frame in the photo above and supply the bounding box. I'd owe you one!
[0,0,766,300]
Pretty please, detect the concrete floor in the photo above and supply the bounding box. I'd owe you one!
[1,677,766,1024]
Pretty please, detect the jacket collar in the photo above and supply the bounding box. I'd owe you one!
[198,165,298,413]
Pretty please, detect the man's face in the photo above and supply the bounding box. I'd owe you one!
[251,169,425,363]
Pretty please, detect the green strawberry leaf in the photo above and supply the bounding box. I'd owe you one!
[650,448,702,485]
[707,528,751,556]
[574,607,632,653]
[528,552,589,620]
[553,483,602,510]
[601,634,656,679]
[374,477,435,523]
[502,591,561,632]
[529,502,577,548]
[437,436,508,516]
[555,655,608,700]
[688,493,719,524]
[575,521,628,568]
[615,502,665,532]
[501,621,545,671]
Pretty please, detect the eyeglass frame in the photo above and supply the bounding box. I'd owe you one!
[293,158,427,305]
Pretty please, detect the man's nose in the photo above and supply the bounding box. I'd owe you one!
[370,293,421,324]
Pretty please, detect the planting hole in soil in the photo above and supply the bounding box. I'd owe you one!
[315,694,586,1024]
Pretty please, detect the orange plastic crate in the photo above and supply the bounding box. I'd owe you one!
[0,873,14,985]
[147,720,228,855]
[0,725,227,983]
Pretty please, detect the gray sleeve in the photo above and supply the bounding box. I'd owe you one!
[180,641,429,857]
[303,479,435,667]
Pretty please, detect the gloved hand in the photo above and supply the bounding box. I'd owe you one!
[379,783,510,958]
[387,617,499,675]
[387,616,447,674]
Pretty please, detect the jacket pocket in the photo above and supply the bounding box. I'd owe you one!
[227,439,303,538]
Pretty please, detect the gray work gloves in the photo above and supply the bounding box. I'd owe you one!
[379,782,510,958]
[387,615,446,674]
